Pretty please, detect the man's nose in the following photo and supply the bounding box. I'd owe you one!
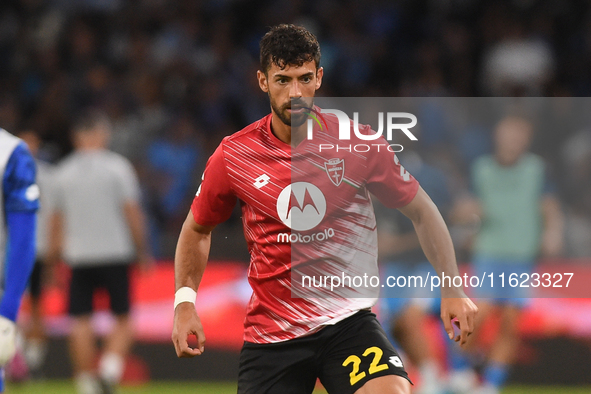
[289,81,302,98]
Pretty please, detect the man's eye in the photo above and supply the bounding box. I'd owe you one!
[277,79,287,84]
[302,77,311,83]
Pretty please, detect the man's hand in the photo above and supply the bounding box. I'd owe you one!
[172,302,206,357]
[0,316,16,366]
[541,228,563,258]
[440,297,478,346]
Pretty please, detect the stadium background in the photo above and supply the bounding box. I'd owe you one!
[2,0,591,392]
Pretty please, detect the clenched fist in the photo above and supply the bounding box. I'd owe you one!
[172,302,206,358]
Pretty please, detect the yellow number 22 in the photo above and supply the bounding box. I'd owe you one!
[342,346,389,386]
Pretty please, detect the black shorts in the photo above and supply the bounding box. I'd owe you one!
[29,259,43,301]
[68,263,131,316]
[237,310,411,394]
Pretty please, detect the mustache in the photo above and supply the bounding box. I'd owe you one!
[285,99,309,110]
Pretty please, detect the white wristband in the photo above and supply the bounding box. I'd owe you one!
[174,287,197,310]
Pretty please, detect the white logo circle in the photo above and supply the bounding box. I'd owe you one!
[276,182,326,231]
[25,184,40,201]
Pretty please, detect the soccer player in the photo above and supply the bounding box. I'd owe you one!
[0,129,38,393]
[172,24,477,394]
[450,115,564,394]
[48,111,152,394]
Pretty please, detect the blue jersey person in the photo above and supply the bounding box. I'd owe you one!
[0,129,38,392]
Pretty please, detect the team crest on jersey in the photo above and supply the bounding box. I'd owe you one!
[324,158,345,186]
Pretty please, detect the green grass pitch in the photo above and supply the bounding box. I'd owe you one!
[6,381,591,393]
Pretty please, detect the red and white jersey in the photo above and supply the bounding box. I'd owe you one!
[191,112,419,343]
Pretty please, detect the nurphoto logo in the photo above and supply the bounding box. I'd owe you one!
[303,107,418,152]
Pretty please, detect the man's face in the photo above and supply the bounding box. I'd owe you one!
[257,60,323,127]
[494,117,533,165]
[74,122,111,149]
[19,131,40,155]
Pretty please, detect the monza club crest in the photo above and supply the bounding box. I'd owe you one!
[324,158,345,186]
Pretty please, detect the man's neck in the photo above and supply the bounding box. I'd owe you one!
[270,114,291,144]
[270,113,306,147]
[77,144,104,152]
[495,152,523,167]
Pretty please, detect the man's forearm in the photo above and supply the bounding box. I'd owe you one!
[413,209,461,277]
[541,196,563,230]
[174,214,212,291]
[171,213,211,358]
[123,201,150,257]
[47,211,63,265]
[540,195,564,257]
[399,188,462,295]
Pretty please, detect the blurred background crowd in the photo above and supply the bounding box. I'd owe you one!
[1,0,591,259]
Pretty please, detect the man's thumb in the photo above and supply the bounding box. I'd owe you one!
[442,316,454,339]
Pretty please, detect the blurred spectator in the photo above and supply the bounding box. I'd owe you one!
[480,3,555,96]
[48,110,152,394]
[482,38,554,96]
[561,129,591,258]
[0,128,38,391]
[450,114,564,394]
[144,114,203,257]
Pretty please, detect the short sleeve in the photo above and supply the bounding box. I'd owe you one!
[51,164,67,212]
[365,136,419,209]
[3,143,39,213]
[191,142,237,226]
[38,163,57,212]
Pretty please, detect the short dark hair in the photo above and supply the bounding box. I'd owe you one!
[259,24,320,73]
[72,108,110,134]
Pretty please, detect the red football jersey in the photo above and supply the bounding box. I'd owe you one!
[191,112,419,343]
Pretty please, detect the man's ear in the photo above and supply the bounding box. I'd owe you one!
[257,70,269,93]
[315,67,324,90]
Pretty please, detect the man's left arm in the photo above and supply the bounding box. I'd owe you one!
[398,186,478,346]
[123,200,153,271]
[540,195,564,258]
[117,158,153,271]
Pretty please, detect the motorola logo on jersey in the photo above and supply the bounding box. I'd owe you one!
[276,182,326,231]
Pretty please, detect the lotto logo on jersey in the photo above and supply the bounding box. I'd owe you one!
[276,182,326,231]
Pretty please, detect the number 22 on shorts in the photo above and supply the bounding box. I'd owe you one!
[342,346,392,386]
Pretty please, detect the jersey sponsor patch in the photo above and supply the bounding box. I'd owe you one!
[276,182,326,231]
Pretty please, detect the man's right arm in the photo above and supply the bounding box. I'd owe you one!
[171,212,215,358]
[172,141,235,357]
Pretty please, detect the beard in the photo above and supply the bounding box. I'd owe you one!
[270,96,313,127]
